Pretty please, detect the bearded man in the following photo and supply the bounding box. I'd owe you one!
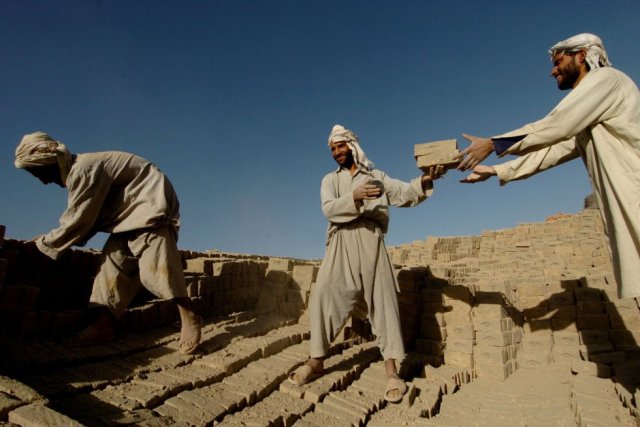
[14,132,201,353]
[459,33,640,299]
[288,124,445,403]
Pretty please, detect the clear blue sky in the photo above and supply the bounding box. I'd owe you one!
[2,1,639,259]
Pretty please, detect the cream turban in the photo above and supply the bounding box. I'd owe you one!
[14,132,73,185]
[549,33,611,70]
[328,124,374,171]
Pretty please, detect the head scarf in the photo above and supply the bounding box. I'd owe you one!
[14,132,73,185]
[549,33,611,70]
[327,124,374,171]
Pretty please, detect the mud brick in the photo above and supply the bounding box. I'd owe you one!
[443,350,473,369]
[518,349,553,368]
[476,330,512,346]
[571,360,610,378]
[516,282,547,298]
[421,325,446,341]
[550,317,578,332]
[420,312,446,328]
[396,268,418,292]
[548,291,575,307]
[550,305,576,320]
[552,343,581,362]
[552,330,580,346]
[609,313,640,329]
[415,139,460,169]
[291,265,318,290]
[573,287,603,301]
[473,304,507,319]
[442,285,473,302]
[522,303,551,321]
[577,314,610,329]
[9,403,84,426]
[421,288,443,303]
[185,257,214,275]
[268,258,292,271]
[522,334,553,351]
[446,323,474,340]
[576,300,604,315]
[523,319,552,335]
[474,345,510,364]
[605,299,639,317]
[445,337,474,354]
[579,329,611,345]
[587,351,626,364]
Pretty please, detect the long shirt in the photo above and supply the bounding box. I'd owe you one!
[36,151,180,260]
[321,166,432,243]
[491,67,640,298]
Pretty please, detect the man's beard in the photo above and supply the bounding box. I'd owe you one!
[558,62,581,90]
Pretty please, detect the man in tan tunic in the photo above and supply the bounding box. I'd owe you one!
[288,125,445,402]
[14,132,201,353]
[459,33,640,299]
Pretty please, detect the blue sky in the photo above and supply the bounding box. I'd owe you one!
[2,0,639,259]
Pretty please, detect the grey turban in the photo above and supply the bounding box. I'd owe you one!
[328,124,374,171]
[14,132,73,185]
[549,33,611,70]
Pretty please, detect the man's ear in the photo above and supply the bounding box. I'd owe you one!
[576,50,587,65]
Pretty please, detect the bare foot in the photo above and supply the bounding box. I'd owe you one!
[179,312,202,354]
[65,308,116,347]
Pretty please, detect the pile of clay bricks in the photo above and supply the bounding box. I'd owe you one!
[389,209,640,382]
[0,225,100,339]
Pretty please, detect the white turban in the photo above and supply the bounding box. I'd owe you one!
[14,132,73,185]
[549,33,611,70]
[327,124,374,171]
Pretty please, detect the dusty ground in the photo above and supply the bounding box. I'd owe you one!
[1,310,638,427]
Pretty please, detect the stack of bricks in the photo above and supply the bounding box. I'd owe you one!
[389,209,638,382]
[255,258,319,320]
[0,227,100,340]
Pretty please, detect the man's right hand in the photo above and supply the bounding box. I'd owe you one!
[457,133,495,171]
[460,165,497,183]
[353,184,381,201]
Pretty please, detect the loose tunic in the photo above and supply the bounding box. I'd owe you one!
[309,166,433,360]
[35,151,186,314]
[491,67,640,298]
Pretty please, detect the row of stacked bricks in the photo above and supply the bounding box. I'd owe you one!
[390,209,640,383]
[183,254,320,322]
[0,226,101,340]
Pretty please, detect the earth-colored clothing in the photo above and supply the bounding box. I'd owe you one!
[36,151,180,260]
[492,67,640,298]
[90,226,187,317]
[33,151,186,312]
[309,167,433,361]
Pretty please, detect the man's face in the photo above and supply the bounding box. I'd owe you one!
[330,141,354,169]
[25,164,64,187]
[551,51,583,90]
